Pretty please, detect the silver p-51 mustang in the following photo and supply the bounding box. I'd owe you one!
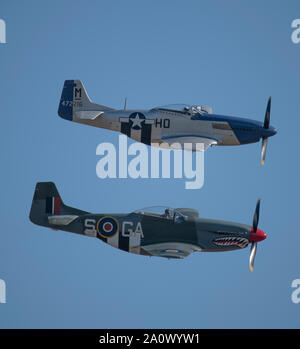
[58,80,277,164]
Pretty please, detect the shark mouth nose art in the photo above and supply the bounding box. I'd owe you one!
[213,237,249,249]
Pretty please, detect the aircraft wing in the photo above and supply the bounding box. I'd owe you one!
[160,135,219,151]
[141,242,200,259]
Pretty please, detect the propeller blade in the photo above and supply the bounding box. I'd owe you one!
[249,242,257,272]
[264,97,271,129]
[252,199,261,233]
[261,137,268,165]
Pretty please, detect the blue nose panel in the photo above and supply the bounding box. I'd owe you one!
[261,127,277,138]
[199,114,263,145]
[229,121,262,145]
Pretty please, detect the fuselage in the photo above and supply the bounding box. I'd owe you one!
[30,182,267,261]
[58,80,277,154]
[49,210,255,259]
[73,108,277,149]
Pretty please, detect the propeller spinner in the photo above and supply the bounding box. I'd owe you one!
[261,97,276,165]
[249,199,267,271]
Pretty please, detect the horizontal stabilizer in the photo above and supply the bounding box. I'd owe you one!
[74,110,104,120]
[48,215,79,226]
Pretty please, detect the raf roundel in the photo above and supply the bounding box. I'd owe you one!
[97,216,119,238]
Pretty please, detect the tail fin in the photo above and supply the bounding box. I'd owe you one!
[58,80,114,121]
[29,182,88,228]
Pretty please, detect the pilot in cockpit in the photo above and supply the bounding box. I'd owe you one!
[183,105,203,115]
[162,208,172,219]
[183,106,190,115]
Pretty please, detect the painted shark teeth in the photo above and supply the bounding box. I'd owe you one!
[213,237,249,249]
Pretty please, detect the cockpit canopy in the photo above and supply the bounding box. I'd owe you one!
[134,206,198,222]
[152,104,212,116]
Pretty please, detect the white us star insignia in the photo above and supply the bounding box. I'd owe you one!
[130,113,144,129]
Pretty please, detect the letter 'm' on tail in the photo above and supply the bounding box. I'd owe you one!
[29,182,88,229]
[58,80,114,122]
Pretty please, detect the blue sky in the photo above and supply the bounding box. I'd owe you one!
[0,0,300,328]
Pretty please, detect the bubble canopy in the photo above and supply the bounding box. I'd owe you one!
[133,206,194,221]
[134,206,174,216]
[152,104,212,115]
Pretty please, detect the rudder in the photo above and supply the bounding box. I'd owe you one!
[58,80,75,121]
[29,182,63,226]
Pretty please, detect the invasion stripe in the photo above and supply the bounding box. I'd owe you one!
[121,122,131,137]
[141,123,152,145]
[118,232,129,252]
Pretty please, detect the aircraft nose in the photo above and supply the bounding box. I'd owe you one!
[261,126,277,138]
[250,228,267,242]
[269,126,277,136]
